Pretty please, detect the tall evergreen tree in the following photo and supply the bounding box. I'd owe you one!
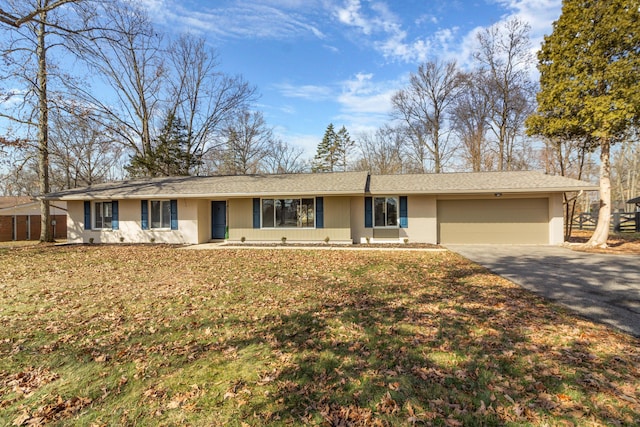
[336,125,354,171]
[312,123,338,172]
[126,111,196,177]
[311,124,354,172]
[526,0,640,247]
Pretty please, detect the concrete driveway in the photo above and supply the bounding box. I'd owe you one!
[446,245,640,337]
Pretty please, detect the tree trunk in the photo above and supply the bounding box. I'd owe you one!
[586,139,611,248]
[37,5,52,242]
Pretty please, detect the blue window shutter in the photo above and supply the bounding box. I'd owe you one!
[315,197,324,229]
[170,200,178,230]
[141,200,149,230]
[111,201,119,230]
[399,196,408,228]
[253,198,260,229]
[364,197,372,228]
[84,201,91,230]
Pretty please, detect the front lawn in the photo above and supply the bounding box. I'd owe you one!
[1,245,638,426]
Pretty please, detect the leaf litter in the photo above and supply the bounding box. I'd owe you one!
[0,244,638,426]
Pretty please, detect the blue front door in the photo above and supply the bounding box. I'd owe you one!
[211,201,226,239]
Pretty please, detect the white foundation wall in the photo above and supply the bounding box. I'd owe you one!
[66,199,203,244]
[66,201,84,244]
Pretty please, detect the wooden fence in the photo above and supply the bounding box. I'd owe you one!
[572,211,640,233]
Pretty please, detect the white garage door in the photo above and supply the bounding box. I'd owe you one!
[437,198,549,244]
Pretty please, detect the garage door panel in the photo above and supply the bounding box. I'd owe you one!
[438,198,549,244]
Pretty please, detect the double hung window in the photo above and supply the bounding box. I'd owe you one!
[150,200,171,229]
[94,201,113,229]
[374,197,398,227]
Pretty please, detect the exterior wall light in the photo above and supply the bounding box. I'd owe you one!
[494,192,503,197]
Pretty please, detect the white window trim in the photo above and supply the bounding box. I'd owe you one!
[93,201,113,230]
[373,196,399,229]
[150,200,172,230]
[260,197,317,229]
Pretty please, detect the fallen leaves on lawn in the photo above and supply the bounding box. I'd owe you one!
[12,395,92,426]
[1,367,59,398]
[0,245,638,426]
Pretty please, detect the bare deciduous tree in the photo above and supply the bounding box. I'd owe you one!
[217,110,272,175]
[0,0,84,241]
[354,125,405,174]
[49,103,123,188]
[72,1,164,176]
[167,35,257,175]
[451,71,493,172]
[474,17,536,171]
[392,60,462,173]
[0,0,75,27]
[263,139,306,174]
[611,135,640,208]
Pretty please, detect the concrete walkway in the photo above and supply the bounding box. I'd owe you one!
[447,244,640,337]
[183,242,446,252]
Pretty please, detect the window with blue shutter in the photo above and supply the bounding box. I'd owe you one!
[253,198,260,228]
[170,200,178,230]
[315,197,324,228]
[141,200,149,230]
[111,201,119,230]
[84,201,91,230]
[399,196,408,228]
[364,197,372,228]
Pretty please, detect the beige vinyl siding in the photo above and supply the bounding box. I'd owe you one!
[350,196,369,243]
[197,199,212,243]
[405,195,437,244]
[373,228,399,239]
[228,196,352,242]
[437,198,549,244]
[351,195,437,244]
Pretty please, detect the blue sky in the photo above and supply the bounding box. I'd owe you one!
[138,0,561,156]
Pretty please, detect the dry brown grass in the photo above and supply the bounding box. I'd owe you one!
[567,230,640,254]
[1,245,638,426]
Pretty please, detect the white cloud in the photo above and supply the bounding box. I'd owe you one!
[0,88,28,109]
[332,0,442,63]
[280,132,320,157]
[488,0,561,49]
[272,72,400,140]
[274,83,333,100]
[332,72,401,135]
[138,0,325,40]
[338,73,395,113]
[331,0,561,65]
[335,0,373,34]
[428,0,561,71]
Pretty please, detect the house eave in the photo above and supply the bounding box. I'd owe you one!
[43,190,365,201]
[367,186,599,195]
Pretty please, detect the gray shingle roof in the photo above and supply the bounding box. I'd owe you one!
[43,171,370,200]
[368,171,598,194]
[42,170,597,201]
[0,196,33,208]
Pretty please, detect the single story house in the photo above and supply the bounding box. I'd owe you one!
[42,171,597,245]
[0,197,67,241]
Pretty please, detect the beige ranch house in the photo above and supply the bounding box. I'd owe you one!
[43,171,596,245]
